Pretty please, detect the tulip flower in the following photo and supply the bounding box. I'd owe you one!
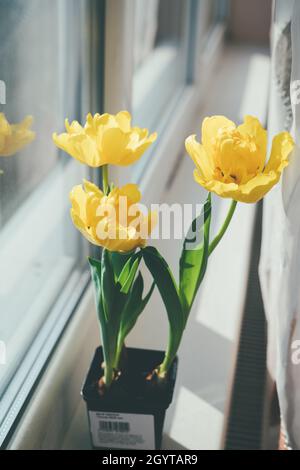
[185,115,294,203]
[70,180,156,253]
[69,180,156,387]
[53,111,157,168]
[144,115,294,378]
[58,110,158,389]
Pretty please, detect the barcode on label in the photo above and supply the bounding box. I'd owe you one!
[89,411,155,449]
[98,420,130,433]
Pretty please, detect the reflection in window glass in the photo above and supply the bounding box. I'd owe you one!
[134,0,185,72]
[131,0,227,181]
[0,0,88,225]
[0,0,96,407]
[202,0,225,39]
[133,0,189,133]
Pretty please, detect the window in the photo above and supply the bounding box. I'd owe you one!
[0,0,104,445]
[132,0,193,180]
[115,0,228,185]
[0,0,228,449]
[201,0,228,39]
[133,0,189,128]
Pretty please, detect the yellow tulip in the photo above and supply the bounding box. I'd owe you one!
[186,115,294,203]
[70,180,156,252]
[53,111,157,167]
[0,113,35,157]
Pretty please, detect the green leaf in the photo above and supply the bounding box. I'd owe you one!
[110,252,132,279]
[88,255,113,373]
[142,246,184,336]
[118,273,155,343]
[142,246,186,373]
[117,251,142,294]
[100,249,116,321]
[179,193,211,317]
[88,256,103,318]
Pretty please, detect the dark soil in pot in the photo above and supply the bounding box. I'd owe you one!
[82,347,178,450]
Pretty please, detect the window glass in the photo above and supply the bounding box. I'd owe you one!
[0,0,100,432]
[133,0,188,131]
[132,0,191,179]
[131,0,228,181]
[202,0,227,38]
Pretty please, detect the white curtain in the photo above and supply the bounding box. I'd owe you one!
[260,0,300,449]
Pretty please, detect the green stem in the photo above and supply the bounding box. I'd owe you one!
[158,329,183,377]
[99,247,116,389]
[104,364,114,388]
[208,199,237,256]
[114,337,125,371]
[102,165,109,195]
[158,355,175,378]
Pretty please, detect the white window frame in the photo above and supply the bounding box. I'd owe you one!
[5,0,227,449]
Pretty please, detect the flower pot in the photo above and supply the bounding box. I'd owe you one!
[81,347,178,450]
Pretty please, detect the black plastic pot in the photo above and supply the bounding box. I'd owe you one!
[82,347,178,450]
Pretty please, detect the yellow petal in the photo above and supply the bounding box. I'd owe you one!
[83,179,103,196]
[101,127,130,164]
[75,135,103,166]
[71,210,99,245]
[264,131,294,174]
[185,135,213,179]
[238,115,267,148]
[130,127,149,142]
[202,115,235,157]
[115,111,132,132]
[118,184,141,203]
[234,172,281,203]
[54,132,101,166]
[53,132,79,159]
[121,133,157,166]
[194,169,284,203]
[121,142,151,165]
[85,113,111,135]
[65,118,83,134]
[69,184,88,221]
[149,132,157,143]
[237,115,267,171]
[100,223,144,253]
[194,169,239,199]
[128,128,155,149]
[70,208,86,232]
